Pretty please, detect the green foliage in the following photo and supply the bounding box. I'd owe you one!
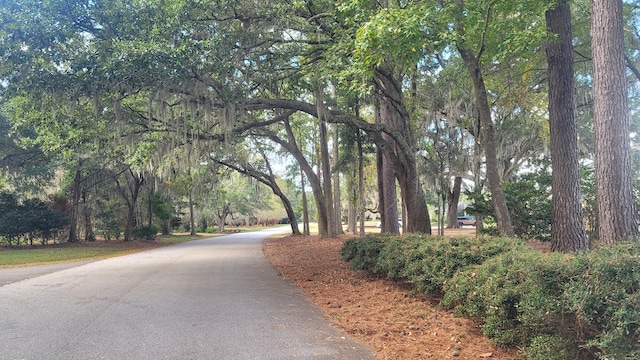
[502,171,552,241]
[198,218,208,233]
[564,243,640,360]
[441,250,580,348]
[340,234,385,271]
[95,200,124,241]
[342,234,525,294]
[204,226,219,233]
[0,191,69,246]
[399,236,527,294]
[341,235,640,359]
[130,225,159,241]
[521,335,578,360]
[466,169,552,240]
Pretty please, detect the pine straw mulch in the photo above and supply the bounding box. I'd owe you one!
[263,231,519,360]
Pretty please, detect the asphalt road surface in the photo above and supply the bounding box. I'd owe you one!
[0,228,375,360]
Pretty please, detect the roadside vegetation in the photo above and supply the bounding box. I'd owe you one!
[0,233,206,268]
[342,234,640,360]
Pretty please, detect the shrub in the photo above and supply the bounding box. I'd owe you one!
[521,335,578,360]
[441,250,580,348]
[400,236,526,294]
[198,218,208,233]
[341,234,385,271]
[131,225,159,240]
[466,170,552,240]
[371,234,424,278]
[352,234,526,294]
[564,243,640,359]
[341,234,640,359]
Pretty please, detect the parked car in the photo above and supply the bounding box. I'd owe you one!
[457,216,476,227]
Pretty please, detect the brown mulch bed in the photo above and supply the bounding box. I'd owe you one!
[263,232,519,360]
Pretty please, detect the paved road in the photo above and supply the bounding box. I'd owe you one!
[0,228,375,360]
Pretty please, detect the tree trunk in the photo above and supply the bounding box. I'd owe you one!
[546,0,588,252]
[189,191,196,235]
[376,146,386,230]
[458,48,515,237]
[247,97,431,234]
[217,203,229,232]
[117,170,144,242]
[376,100,399,234]
[275,187,301,235]
[124,203,135,241]
[264,122,328,236]
[68,167,82,243]
[447,177,463,228]
[301,169,310,235]
[332,125,344,235]
[473,120,485,237]
[591,0,638,245]
[318,93,336,238]
[357,128,365,237]
[82,190,94,241]
[374,67,431,234]
[213,157,301,235]
[348,202,357,234]
[148,189,153,228]
[347,145,358,234]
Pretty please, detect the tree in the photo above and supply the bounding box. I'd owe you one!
[591,0,639,244]
[449,0,520,237]
[114,168,145,242]
[212,147,302,235]
[545,0,588,252]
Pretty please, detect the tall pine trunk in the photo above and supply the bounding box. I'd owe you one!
[591,0,638,244]
[546,0,588,252]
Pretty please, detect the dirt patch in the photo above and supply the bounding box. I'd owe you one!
[263,230,519,360]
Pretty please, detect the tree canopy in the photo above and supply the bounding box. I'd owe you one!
[1,0,639,249]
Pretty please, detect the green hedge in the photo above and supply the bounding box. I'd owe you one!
[131,225,160,240]
[341,234,640,360]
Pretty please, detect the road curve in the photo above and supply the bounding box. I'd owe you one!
[0,228,375,360]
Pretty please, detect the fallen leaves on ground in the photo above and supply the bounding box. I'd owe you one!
[263,233,519,360]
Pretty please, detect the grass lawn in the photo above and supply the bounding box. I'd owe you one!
[0,221,437,269]
[0,224,299,269]
[0,233,208,269]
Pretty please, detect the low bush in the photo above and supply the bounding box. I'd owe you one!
[441,250,580,350]
[399,236,526,294]
[341,234,385,271]
[521,334,578,360]
[341,234,640,359]
[564,243,640,360]
[131,225,159,240]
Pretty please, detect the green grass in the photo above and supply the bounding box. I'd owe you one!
[0,247,142,267]
[0,224,310,268]
[0,233,207,268]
